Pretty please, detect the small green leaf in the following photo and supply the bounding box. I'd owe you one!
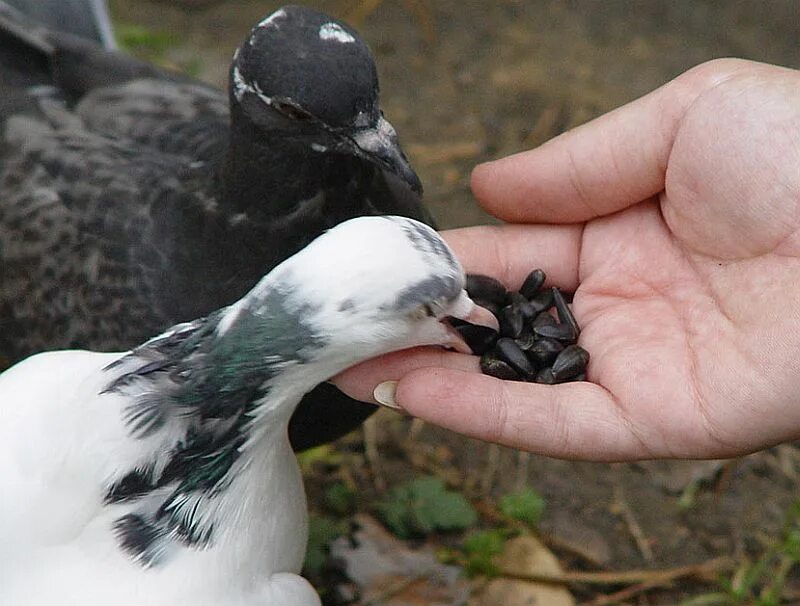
[461,529,509,577]
[303,515,347,574]
[499,487,546,526]
[376,475,478,538]
[116,24,176,60]
[297,444,341,474]
[324,482,357,516]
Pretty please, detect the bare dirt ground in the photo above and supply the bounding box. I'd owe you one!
[102,1,800,602]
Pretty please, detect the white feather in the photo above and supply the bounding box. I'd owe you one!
[0,216,477,606]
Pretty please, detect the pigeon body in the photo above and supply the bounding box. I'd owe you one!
[0,216,481,606]
[0,3,433,450]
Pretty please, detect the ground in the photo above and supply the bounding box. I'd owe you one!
[59,1,800,603]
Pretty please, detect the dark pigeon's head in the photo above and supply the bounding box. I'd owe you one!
[230,5,421,193]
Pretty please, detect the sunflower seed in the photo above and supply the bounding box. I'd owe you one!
[498,304,524,339]
[552,287,580,339]
[520,269,546,299]
[455,323,499,356]
[496,337,536,377]
[551,344,590,381]
[529,288,555,314]
[526,337,564,366]
[480,351,520,381]
[466,274,508,307]
[533,323,577,343]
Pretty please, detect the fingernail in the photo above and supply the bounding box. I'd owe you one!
[373,381,402,410]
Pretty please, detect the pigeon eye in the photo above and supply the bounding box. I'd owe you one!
[272,100,313,121]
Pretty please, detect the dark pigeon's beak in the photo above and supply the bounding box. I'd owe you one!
[351,116,423,194]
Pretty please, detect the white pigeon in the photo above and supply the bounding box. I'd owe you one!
[0,215,495,606]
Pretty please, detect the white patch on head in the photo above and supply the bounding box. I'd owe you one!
[232,66,249,102]
[319,22,356,44]
[257,8,287,29]
[232,65,273,106]
[310,143,327,153]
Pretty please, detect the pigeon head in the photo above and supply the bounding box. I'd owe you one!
[230,5,421,193]
[216,216,493,388]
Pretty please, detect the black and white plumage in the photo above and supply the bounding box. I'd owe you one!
[0,3,433,450]
[0,216,490,606]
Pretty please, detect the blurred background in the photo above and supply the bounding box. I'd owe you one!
[104,2,800,604]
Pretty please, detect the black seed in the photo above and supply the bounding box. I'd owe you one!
[532,311,557,329]
[455,324,499,356]
[466,274,508,307]
[498,304,524,339]
[551,345,590,381]
[535,368,556,384]
[526,338,564,366]
[476,300,501,318]
[514,330,538,352]
[533,323,577,342]
[480,352,520,381]
[529,289,555,314]
[509,291,536,321]
[520,269,546,299]
[574,373,587,382]
[552,287,580,339]
[496,337,535,378]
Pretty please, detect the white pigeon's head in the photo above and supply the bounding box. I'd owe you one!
[218,216,494,385]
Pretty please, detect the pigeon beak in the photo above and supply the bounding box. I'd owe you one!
[351,115,423,194]
[442,290,499,354]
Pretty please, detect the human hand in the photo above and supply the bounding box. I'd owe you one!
[334,59,800,461]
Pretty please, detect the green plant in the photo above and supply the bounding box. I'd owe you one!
[460,528,513,577]
[681,500,800,606]
[499,487,546,527]
[323,481,357,516]
[116,24,176,61]
[303,515,348,575]
[376,475,478,539]
[296,444,343,474]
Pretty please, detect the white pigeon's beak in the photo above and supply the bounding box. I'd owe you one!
[442,290,499,354]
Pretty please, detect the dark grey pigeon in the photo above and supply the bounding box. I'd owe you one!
[0,2,435,450]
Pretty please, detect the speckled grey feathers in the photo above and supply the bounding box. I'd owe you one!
[0,4,433,451]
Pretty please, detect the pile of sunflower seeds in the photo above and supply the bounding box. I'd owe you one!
[456,269,589,384]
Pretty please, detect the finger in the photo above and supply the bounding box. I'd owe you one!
[442,223,583,291]
[395,367,651,461]
[331,347,480,404]
[471,58,759,224]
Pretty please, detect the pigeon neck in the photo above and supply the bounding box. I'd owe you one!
[102,303,329,571]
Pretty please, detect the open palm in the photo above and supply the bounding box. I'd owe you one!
[336,59,800,460]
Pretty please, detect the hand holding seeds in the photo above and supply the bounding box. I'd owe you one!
[334,59,800,461]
